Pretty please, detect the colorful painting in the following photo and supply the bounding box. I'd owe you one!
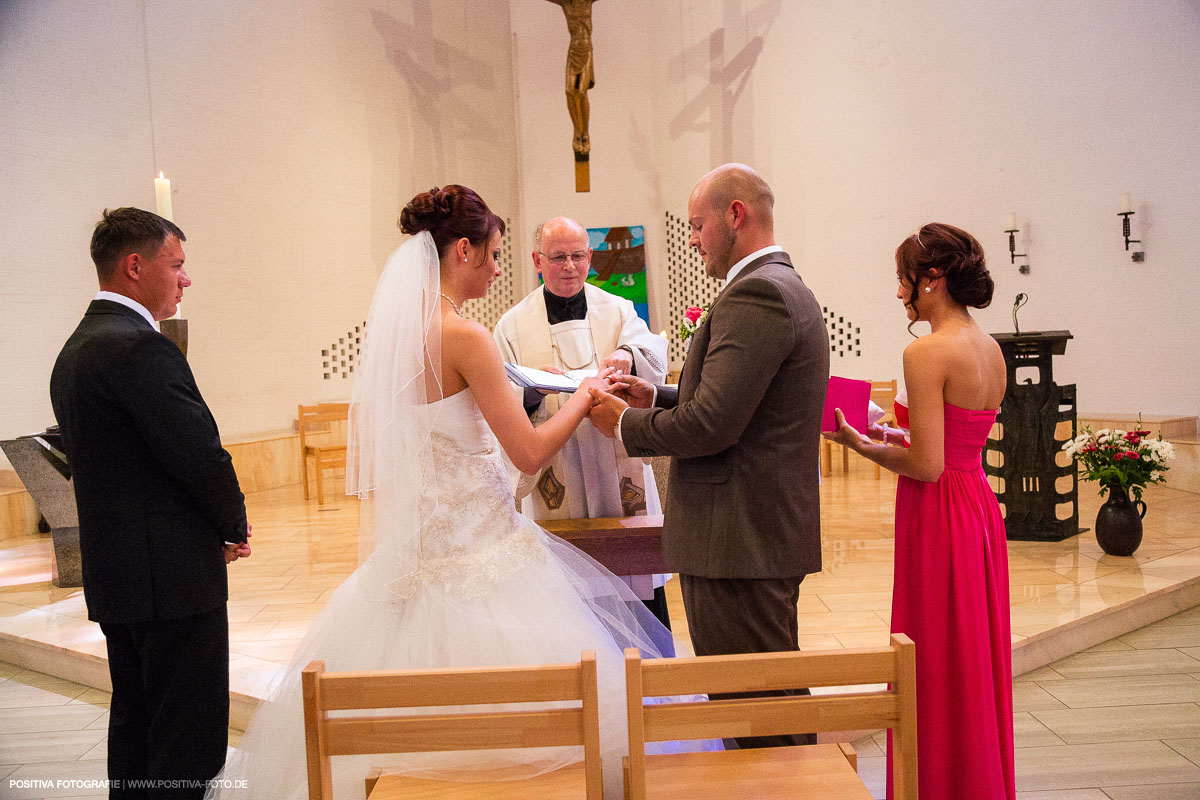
[585,225,649,325]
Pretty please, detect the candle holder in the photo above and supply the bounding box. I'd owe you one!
[1005,228,1030,275]
[1119,211,1143,262]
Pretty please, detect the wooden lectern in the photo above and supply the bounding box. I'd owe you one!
[985,331,1081,542]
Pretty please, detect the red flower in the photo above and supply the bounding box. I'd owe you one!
[685,306,704,323]
[1124,451,1140,460]
[1113,452,1125,461]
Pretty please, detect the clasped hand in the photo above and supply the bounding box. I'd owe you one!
[584,372,654,438]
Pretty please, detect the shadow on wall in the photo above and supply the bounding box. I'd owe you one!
[371,1,500,180]
[667,0,781,164]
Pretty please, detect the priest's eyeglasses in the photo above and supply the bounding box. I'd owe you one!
[539,250,591,266]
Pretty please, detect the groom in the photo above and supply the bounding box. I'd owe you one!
[589,164,829,748]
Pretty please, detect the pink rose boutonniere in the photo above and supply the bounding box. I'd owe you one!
[678,303,710,352]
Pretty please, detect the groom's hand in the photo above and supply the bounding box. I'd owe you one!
[587,387,628,438]
[608,374,655,409]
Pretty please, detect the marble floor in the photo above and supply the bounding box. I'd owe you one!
[0,455,1198,728]
[2,605,1198,798]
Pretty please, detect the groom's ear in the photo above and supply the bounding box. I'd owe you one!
[728,200,748,230]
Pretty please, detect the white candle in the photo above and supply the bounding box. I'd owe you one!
[155,172,173,221]
[1004,212,1017,231]
[1119,193,1132,214]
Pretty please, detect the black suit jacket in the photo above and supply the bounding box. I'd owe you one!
[50,300,247,623]
[621,252,829,578]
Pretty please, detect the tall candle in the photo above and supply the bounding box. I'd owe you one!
[1119,193,1132,214]
[155,172,173,221]
[1004,212,1017,231]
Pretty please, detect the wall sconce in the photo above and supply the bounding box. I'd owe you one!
[1004,212,1030,274]
[1118,193,1144,262]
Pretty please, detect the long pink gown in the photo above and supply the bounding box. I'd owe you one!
[887,401,1015,800]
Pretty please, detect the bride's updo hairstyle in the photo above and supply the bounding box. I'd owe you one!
[896,223,994,323]
[398,185,505,262]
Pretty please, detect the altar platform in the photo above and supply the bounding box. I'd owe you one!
[0,456,1197,731]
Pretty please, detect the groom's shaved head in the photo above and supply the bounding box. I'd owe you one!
[696,163,774,228]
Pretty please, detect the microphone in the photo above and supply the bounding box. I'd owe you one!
[1012,293,1028,335]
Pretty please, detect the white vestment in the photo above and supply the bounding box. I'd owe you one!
[494,284,669,598]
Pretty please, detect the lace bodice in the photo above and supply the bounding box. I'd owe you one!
[376,390,544,601]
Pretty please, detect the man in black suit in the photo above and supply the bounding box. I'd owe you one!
[50,207,251,798]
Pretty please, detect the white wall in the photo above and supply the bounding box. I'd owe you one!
[0,0,520,468]
[4,0,1197,478]
[514,0,1199,417]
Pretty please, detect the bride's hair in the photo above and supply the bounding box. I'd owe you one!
[896,222,993,317]
[399,185,506,257]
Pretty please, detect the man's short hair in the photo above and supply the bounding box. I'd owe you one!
[533,221,545,253]
[90,207,186,282]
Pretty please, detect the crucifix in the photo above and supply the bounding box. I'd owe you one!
[545,0,595,192]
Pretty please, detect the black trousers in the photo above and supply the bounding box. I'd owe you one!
[680,573,815,750]
[641,584,671,630]
[100,605,230,799]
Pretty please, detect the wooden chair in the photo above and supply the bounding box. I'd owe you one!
[301,651,603,800]
[624,633,917,800]
[297,403,348,504]
[822,379,899,480]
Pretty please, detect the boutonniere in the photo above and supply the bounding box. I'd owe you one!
[678,304,710,352]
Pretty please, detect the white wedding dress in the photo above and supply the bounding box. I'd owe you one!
[210,388,687,799]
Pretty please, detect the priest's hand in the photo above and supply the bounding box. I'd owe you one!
[609,374,655,409]
[599,347,634,374]
[587,387,627,438]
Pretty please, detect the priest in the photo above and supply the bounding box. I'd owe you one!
[494,216,672,627]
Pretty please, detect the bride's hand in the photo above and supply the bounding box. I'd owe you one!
[821,408,872,451]
[575,375,613,395]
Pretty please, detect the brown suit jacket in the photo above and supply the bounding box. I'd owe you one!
[621,251,829,578]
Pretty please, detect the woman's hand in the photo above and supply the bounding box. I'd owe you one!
[820,408,872,451]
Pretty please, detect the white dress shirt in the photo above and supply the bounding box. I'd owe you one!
[95,291,158,330]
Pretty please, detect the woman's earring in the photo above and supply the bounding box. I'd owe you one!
[924,286,931,293]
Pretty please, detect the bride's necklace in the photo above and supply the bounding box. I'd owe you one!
[440,293,464,317]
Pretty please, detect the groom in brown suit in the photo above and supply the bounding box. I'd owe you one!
[589,164,829,748]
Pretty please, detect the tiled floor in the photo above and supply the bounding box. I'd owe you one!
[2,459,1197,714]
[0,455,1197,796]
[1,606,1197,798]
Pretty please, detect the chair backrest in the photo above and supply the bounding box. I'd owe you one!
[870,379,899,424]
[297,403,349,450]
[625,633,917,800]
[302,651,603,800]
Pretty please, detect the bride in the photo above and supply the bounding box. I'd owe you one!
[210,185,686,799]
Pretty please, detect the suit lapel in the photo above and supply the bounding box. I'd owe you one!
[678,251,793,394]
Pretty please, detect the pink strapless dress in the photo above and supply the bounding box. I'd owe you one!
[887,402,1015,800]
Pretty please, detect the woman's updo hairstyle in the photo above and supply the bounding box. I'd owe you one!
[398,185,505,258]
[896,222,994,313]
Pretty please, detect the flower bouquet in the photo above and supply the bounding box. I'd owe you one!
[1062,423,1175,502]
[1062,420,1175,556]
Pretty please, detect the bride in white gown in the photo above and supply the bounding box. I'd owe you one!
[210,186,695,800]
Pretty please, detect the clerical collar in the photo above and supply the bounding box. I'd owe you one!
[543,284,588,324]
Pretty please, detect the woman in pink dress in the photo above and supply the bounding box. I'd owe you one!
[825,223,1014,800]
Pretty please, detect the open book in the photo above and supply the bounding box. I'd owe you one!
[503,364,597,393]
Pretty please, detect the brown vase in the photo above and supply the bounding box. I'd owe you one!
[1095,484,1146,556]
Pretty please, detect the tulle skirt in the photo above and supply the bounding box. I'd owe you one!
[209,525,703,800]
